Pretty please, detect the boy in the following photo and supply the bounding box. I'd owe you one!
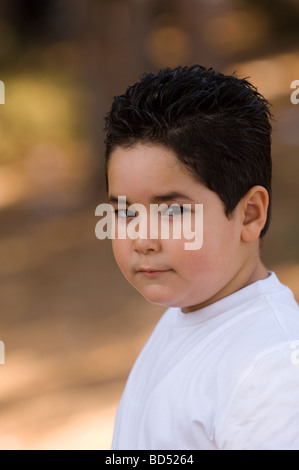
[103,65,299,450]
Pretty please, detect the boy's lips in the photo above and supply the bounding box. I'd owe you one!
[137,267,172,277]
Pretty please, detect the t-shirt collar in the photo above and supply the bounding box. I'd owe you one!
[174,271,286,328]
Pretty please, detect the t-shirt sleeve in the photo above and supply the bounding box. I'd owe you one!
[216,342,299,450]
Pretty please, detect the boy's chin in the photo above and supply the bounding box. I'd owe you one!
[138,287,187,309]
[141,291,208,311]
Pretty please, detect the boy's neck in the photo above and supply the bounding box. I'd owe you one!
[181,259,269,314]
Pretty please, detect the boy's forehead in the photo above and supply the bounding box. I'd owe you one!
[108,166,201,205]
[107,143,223,209]
[106,142,225,207]
[107,142,199,192]
[108,142,182,172]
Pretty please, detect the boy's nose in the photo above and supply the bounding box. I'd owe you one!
[130,211,161,253]
[133,234,161,254]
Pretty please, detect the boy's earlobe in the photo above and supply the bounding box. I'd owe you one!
[241,186,269,242]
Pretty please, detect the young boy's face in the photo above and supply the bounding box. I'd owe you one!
[107,142,250,312]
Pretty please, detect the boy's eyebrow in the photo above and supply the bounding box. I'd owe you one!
[108,195,127,204]
[150,192,195,204]
[108,192,195,205]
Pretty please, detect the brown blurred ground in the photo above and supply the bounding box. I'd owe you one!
[0,201,165,449]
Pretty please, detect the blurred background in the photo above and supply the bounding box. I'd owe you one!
[0,0,298,450]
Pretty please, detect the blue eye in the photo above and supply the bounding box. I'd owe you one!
[115,209,136,219]
[164,205,190,216]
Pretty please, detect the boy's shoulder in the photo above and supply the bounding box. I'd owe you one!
[152,271,299,375]
[136,271,299,383]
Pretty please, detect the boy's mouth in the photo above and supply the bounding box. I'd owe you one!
[137,268,172,277]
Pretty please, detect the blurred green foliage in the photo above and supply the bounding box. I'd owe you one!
[0,72,85,165]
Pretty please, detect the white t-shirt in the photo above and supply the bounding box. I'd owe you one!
[112,272,299,450]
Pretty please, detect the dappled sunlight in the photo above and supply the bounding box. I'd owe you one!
[202,8,270,54]
[0,165,31,208]
[0,71,93,212]
[231,51,299,100]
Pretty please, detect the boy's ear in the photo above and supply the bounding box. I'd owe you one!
[240,186,269,242]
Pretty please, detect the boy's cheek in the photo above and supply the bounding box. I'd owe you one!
[177,239,228,278]
[111,240,130,271]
